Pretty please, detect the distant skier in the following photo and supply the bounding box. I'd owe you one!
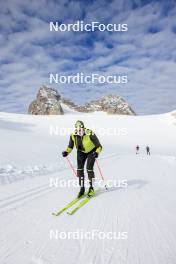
[146,145,150,155]
[62,120,102,198]
[136,145,140,154]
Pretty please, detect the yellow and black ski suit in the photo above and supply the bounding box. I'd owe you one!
[66,129,102,187]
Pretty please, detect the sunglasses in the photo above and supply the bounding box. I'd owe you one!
[75,124,84,128]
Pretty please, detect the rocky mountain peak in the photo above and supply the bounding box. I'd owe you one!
[28,86,135,115]
[28,86,63,115]
[79,95,136,115]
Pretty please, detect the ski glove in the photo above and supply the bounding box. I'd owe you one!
[92,152,98,159]
[62,151,68,157]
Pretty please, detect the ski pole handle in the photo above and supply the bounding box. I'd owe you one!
[66,156,77,177]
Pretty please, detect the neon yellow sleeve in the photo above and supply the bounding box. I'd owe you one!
[95,146,102,154]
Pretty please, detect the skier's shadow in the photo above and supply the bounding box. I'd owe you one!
[96,179,148,196]
[127,179,148,189]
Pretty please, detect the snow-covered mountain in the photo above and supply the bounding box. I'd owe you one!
[0,110,176,264]
[28,86,63,115]
[28,86,135,115]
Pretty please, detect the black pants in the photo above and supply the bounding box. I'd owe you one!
[77,149,96,188]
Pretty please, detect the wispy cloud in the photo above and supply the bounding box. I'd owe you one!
[0,0,176,114]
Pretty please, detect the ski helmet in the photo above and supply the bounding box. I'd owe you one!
[75,120,84,128]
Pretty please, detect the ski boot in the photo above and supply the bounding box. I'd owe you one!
[87,187,95,197]
[77,187,85,198]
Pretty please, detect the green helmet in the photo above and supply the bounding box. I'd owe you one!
[75,120,84,128]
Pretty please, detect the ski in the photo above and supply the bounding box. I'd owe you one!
[67,190,99,215]
[52,192,88,216]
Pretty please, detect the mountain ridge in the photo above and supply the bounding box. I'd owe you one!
[28,85,136,115]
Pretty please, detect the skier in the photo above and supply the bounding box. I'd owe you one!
[146,145,150,155]
[62,120,102,198]
[136,145,139,154]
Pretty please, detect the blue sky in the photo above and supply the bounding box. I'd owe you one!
[0,0,176,114]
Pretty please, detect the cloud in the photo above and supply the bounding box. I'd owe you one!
[0,0,176,114]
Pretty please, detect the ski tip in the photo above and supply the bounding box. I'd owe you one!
[52,213,57,216]
[52,212,61,216]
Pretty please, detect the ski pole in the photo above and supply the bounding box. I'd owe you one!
[66,156,77,177]
[95,159,108,190]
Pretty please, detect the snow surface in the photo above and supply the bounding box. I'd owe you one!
[0,111,176,264]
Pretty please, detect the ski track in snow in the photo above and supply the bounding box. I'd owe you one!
[0,153,118,185]
[0,111,176,264]
[0,155,176,264]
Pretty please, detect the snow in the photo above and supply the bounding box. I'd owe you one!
[0,110,176,264]
[60,103,80,115]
